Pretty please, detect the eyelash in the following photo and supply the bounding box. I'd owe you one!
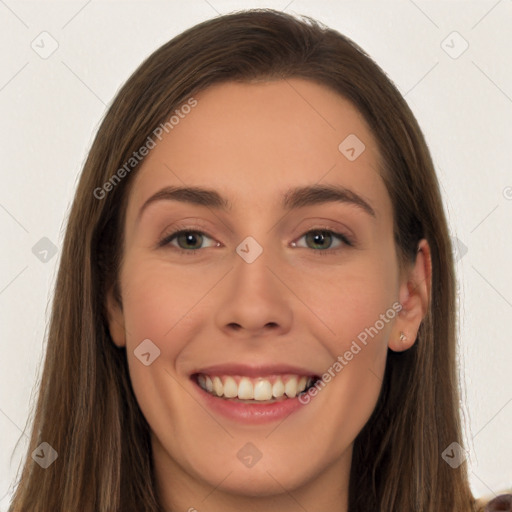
[158,225,354,257]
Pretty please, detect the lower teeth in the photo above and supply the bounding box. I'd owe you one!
[224,396,288,403]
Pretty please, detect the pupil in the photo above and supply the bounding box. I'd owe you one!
[182,232,201,249]
[310,231,330,249]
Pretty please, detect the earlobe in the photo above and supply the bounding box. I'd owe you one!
[389,239,432,352]
[105,286,126,348]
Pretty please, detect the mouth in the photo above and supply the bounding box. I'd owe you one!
[192,373,320,403]
[189,363,322,424]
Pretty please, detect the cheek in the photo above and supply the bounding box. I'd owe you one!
[121,256,208,343]
[304,248,399,348]
[305,250,398,427]
[118,259,204,440]
[119,259,196,398]
[118,252,228,387]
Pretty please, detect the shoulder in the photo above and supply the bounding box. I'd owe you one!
[475,493,512,512]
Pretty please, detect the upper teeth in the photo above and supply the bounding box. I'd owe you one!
[197,374,314,401]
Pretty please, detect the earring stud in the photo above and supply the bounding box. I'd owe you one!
[399,331,407,342]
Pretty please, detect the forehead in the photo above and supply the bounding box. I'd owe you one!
[126,78,390,223]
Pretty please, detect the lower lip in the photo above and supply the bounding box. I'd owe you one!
[192,378,316,425]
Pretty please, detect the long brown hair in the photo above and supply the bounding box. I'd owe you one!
[8,9,476,511]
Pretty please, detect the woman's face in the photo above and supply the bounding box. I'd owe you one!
[107,78,429,507]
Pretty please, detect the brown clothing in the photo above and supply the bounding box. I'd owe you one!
[476,494,512,511]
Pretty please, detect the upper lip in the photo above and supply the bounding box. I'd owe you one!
[191,363,319,378]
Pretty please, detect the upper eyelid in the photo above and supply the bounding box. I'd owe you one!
[158,214,355,239]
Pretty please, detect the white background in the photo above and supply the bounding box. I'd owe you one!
[0,0,511,508]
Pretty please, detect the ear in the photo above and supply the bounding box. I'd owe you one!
[105,285,126,348]
[389,238,432,352]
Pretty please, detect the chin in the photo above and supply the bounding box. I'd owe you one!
[197,458,316,498]
[211,471,299,498]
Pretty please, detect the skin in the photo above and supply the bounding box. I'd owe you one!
[107,78,431,512]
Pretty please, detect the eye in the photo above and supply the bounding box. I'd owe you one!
[158,227,354,257]
[158,228,219,255]
[292,229,353,255]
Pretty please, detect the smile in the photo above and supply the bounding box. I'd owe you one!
[194,373,319,402]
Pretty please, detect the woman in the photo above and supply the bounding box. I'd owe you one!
[7,9,510,512]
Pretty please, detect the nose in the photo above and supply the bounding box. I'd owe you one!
[214,246,293,338]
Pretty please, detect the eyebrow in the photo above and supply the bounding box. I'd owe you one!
[136,183,376,223]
